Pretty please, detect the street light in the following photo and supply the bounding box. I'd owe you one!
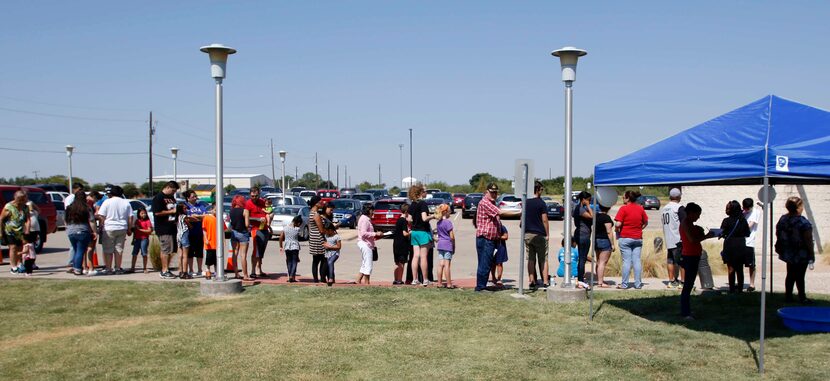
[200,43,236,282]
[552,46,587,288]
[170,147,179,183]
[279,150,287,200]
[65,145,74,191]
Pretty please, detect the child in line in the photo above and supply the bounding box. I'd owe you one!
[435,204,456,289]
[21,232,37,277]
[130,208,153,274]
[279,215,303,283]
[201,207,221,280]
[176,204,192,279]
[490,224,508,288]
[322,220,341,287]
[557,238,579,281]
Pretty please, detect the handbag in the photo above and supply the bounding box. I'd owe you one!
[372,247,379,261]
[719,219,741,263]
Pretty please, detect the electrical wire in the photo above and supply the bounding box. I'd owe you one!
[0,95,146,112]
[0,106,145,122]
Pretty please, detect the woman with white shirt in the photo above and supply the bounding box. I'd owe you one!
[356,204,383,284]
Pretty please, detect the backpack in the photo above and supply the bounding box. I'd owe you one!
[774,216,802,255]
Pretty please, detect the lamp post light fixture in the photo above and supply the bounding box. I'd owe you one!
[65,145,74,192]
[279,150,287,200]
[552,46,587,288]
[200,43,236,282]
[170,147,179,183]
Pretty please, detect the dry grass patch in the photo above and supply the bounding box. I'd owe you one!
[602,231,728,277]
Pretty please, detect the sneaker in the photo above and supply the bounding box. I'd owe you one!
[197,271,205,278]
[115,268,125,275]
[73,269,83,276]
[422,280,431,287]
[486,281,496,288]
[10,267,18,274]
[411,280,421,286]
[161,271,176,279]
[87,270,98,277]
[634,284,643,290]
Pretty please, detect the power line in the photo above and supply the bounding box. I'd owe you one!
[0,146,146,155]
[0,95,145,112]
[0,105,144,122]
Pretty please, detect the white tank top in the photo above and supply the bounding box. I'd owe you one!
[661,201,682,249]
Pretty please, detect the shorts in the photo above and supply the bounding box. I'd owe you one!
[231,230,250,244]
[744,247,756,267]
[178,231,191,248]
[158,234,178,255]
[102,229,127,254]
[393,246,410,264]
[667,247,682,265]
[595,238,611,252]
[3,233,23,246]
[205,249,217,267]
[188,244,204,258]
[495,246,508,264]
[524,233,548,262]
[410,230,432,246]
[438,250,454,261]
[358,241,373,275]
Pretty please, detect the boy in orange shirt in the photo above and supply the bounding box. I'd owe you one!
[202,207,224,280]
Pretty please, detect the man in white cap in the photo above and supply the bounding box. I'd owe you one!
[661,188,686,288]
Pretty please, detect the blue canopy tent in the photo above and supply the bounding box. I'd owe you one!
[593,95,830,373]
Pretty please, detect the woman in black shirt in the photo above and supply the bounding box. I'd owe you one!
[593,205,615,287]
[408,185,435,286]
[719,200,750,293]
[392,203,412,285]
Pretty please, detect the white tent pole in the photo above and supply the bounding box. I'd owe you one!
[589,177,597,320]
[759,177,769,374]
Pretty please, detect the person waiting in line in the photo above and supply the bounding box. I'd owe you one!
[324,220,342,287]
[775,196,815,304]
[307,196,328,283]
[356,204,383,285]
[245,186,272,279]
[490,224,509,288]
[474,183,503,292]
[152,181,181,279]
[64,191,97,276]
[85,191,104,275]
[229,195,251,281]
[280,215,303,283]
[175,203,192,279]
[615,190,648,290]
[201,206,222,280]
[96,185,133,275]
[435,204,456,289]
[130,208,153,274]
[557,238,578,280]
[523,181,550,289]
[573,191,594,289]
[719,200,750,293]
[183,190,209,277]
[1,190,31,274]
[679,203,715,320]
[392,203,412,285]
[661,188,686,288]
[742,198,761,291]
[408,184,435,286]
[594,205,615,288]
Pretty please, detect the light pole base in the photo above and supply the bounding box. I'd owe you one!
[510,293,531,300]
[546,286,586,303]
[200,279,243,296]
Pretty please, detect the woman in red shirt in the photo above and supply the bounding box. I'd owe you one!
[614,190,648,289]
[679,202,715,319]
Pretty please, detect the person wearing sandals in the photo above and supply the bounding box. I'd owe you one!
[229,195,252,281]
[279,215,303,283]
[775,196,815,304]
[324,220,342,287]
[594,205,615,288]
[435,204,456,288]
[614,190,648,290]
[408,184,435,286]
[65,191,97,276]
[1,190,30,274]
[356,204,383,285]
[307,196,328,283]
[719,200,750,293]
[679,203,715,320]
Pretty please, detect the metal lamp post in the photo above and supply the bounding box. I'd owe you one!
[170,147,179,183]
[552,46,587,288]
[279,150,287,200]
[65,145,74,191]
[200,43,236,282]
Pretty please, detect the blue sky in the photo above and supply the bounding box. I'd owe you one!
[2,1,828,187]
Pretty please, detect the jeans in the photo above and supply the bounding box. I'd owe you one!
[312,255,328,283]
[577,236,591,282]
[619,238,643,288]
[680,255,701,317]
[327,253,339,282]
[475,237,498,291]
[254,229,271,258]
[68,231,92,271]
[132,238,149,257]
[285,249,300,278]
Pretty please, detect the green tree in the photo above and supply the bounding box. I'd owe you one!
[121,182,140,199]
[140,181,169,196]
[295,172,323,188]
[91,183,107,192]
[224,184,237,194]
[426,181,449,191]
[468,173,497,188]
[389,186,401,195]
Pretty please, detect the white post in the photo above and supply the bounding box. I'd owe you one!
[518,163,528,295]
[214,79,226,281]
[759,177,769,373]
[65,145,74,192]
[171,148,179,183]
[589,176,597,319]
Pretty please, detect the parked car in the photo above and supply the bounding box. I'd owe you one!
[452,193,466,209]
[431,192,455,213]
[129,199,154,226]
[637,195,661,210]
[269,205,310,241]
[328,198,363,229]
[289,187,307,196]
[339,188,357,196]
[317,189,340,206]
[371,200,407,232]
[192,184,216,203]
[351,193,375,206]
[366,189,389,199]
[299,190,317,203]
[265,195,306,206]
[31,183,70,193]
[425,188,442,196]
[497,194,522,218]
[423,197,449,214]
[462,194,483,219]
[547,201,565,220]
[54,198,66,229]
[0,185,57,253]
[260,186,280,195]
[398,190,408,199]
[47,191,69,204]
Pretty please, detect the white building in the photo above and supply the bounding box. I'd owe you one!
[681,184,827,253]
[154,174,274,190]
[402,177,418,189]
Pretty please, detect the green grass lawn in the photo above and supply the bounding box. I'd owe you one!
[1,280,828,380]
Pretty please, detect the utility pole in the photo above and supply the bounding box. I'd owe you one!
[337,165,340,189]
[295,166,298,181]
[409,129,413,184]
[327,160,331,187]
[345,165,348,188]
[270,139,277,189]
[398,144,403,188]
[314,152,318,188]
[149,111,155,197]
[378,164,381,186]
[32,171,39,180]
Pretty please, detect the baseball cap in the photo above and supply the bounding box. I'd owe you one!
[669,188,681,198]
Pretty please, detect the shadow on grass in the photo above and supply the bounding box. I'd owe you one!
[603,291,830,342]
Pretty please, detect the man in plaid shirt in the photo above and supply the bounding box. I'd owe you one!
[475,183,502,291]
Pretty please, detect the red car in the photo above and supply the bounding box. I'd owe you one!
[371,199,407,232]
[316,189,340,206]
[452,193,466,209]
[0,185,57,253]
